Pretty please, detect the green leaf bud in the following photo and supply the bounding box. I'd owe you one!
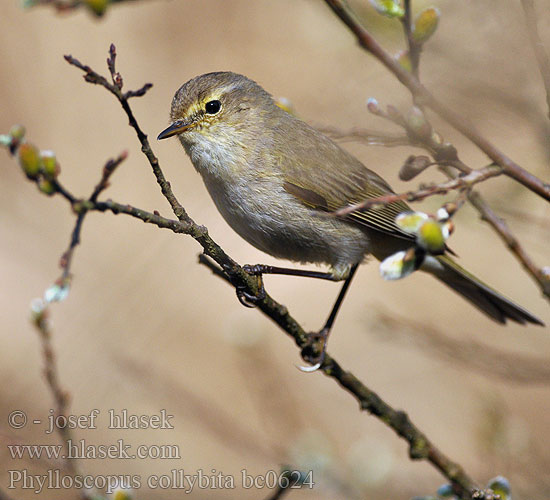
[412,7,440,44]
[370,0,404,18]
[38,178,56,196]
[9,124,26,142]
[18,143,41,179]
[40,150,60,178]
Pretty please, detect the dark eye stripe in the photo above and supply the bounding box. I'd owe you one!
[205,100,221,115]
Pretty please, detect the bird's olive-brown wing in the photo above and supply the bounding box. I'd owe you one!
[278,119,414,241]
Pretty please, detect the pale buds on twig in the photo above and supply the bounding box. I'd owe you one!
[379,208,456,281]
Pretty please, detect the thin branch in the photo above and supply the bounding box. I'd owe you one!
[59,211,85,283]
[402,0,421,78]
[51,179,77,204]
[31,304,78,479]
[90,151,127,202]
[468,191,550,299]
[92,199,193,232]
[334,164,501,216]
[124,83,153,100]
[521,0,550,121]
[323,0,550,201]
[64,48,188,222]
[357,101,473,175]
[315,125,412,147]
[60,151,127,282]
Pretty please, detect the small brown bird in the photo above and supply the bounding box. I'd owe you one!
[158,72,543,364]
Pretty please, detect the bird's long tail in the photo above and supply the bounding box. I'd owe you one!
[423,255,544,325]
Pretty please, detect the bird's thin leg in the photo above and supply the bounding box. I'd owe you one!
[236,264,338,307]
[243,264,337,281]
[300,263,359,372]
[238,262,359,370]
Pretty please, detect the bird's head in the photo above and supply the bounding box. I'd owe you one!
[157,72,275,147]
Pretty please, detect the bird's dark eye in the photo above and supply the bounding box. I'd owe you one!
[205,100,221,115]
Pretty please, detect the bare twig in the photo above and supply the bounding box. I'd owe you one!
[468,191,550,299]
[521,0,550,120]
[333,164,501,216]
[65,47,189,223]
[60,151,127,282]
[323,0,550,201]
[355,101,473,175]
[124,83,153,99]
[402,0,421,78]
[316,125,411,147]
[31,305,77,478]
[90,151,127,202]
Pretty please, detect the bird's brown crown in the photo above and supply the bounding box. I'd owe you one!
[169,72,274,128]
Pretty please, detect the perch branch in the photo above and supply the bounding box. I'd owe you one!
[199,255,476,498]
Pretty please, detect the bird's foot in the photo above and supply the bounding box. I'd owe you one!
[242,264,272,275]
[235,265,267,308]
[298,327,329,373]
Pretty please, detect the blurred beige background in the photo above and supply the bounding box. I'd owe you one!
[1,1,550,499]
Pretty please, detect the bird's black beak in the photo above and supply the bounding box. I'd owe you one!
[157,119,195,140]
